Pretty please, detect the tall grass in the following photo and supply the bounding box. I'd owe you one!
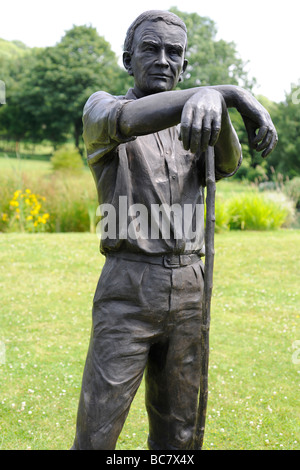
[0,156,296,234]
[0,157,99,233]
[226,193,291,231]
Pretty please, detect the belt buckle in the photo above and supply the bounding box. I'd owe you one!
[180,254,192,267]
[163,254,192,268]
[163,255,173,268]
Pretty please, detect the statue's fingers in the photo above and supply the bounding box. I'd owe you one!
[256,129,273,152]
[252,126,268,146]
[200,117,212,153]
[209,119,221,147]
[180,108,193,151]
[261,132,278,158]
[180,123,191,151]
[189,110,204,154]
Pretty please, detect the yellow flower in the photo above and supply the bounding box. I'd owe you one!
[25,189,31,194]
[10,200,19,207]
[16,208,20,213]
[14,190,21,198]
[26,215,33,221]
[33,221,38,227]
[2,213,8,222]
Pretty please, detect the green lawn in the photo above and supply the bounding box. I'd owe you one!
[0,231,299,450]
[0,154,52,175]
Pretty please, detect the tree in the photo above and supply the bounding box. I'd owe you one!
[0,39,31,141]
[169,7,262,179]
[0,41,38,143]
[170,7,256,90]
[265,81,300,178]
[0,38,29,73]
[0,26,132,150]
[34,25,131,149]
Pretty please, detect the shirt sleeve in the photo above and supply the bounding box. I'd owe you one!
[82,91,136,165]
[215,153,243,181]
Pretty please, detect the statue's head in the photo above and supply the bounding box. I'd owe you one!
[123,10,188,96]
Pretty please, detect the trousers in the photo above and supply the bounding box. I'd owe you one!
[71,253,204,450]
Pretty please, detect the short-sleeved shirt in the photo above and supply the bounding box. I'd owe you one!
[83,88,241,256]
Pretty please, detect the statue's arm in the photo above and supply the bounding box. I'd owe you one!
[119,87,241,174]
[119,85,278,160]
[210,85,278,158]
[118,88,199,136]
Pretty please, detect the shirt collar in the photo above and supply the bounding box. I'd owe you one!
[125,88,139,100]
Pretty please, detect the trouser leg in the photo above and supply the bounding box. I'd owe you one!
[146,261,204,450]
[71,256,171,450]
[72,324,148,450]
[72,256,204,450]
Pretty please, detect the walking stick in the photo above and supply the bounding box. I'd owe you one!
[193,145,216,450]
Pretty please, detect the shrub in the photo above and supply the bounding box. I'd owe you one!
[214,198,230,232]
[233,158,268,182]
[227,193,291,230]
[284,177,300,210]
[51,145,84,173]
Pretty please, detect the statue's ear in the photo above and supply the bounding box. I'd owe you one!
[123,52,133,76]
[183,59,188,74]
[178,59,188,83]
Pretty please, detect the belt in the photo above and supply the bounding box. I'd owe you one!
[107,251,202,268]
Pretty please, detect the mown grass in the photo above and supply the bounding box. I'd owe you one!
[0,231,299,450]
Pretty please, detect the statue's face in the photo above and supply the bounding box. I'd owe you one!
[124,20,188,97]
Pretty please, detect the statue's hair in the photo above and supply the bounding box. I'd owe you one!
[124,10,187,53]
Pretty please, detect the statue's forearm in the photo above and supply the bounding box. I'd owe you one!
[119,85,257,139]
[119,88,199,138]
[209,84,265,119]
[208,85,247,110]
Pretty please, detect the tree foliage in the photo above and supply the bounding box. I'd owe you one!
[170,7,256,90]
[265,81,300,178]
[0,25,131,149]
[0,11,299,179]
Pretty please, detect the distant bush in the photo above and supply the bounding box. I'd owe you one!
[284,177,300,210]
[214,199,230,233]
[51,145,84,173]
[233,158,268,182]
[226,193,291,231]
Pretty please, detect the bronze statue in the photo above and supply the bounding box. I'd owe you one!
[71,10,277,450]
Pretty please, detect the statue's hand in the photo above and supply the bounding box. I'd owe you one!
[179,89,225,154]
[242,112,278,158]
[236,90,278,158]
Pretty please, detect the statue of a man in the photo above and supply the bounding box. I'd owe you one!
[71,10,277,450]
